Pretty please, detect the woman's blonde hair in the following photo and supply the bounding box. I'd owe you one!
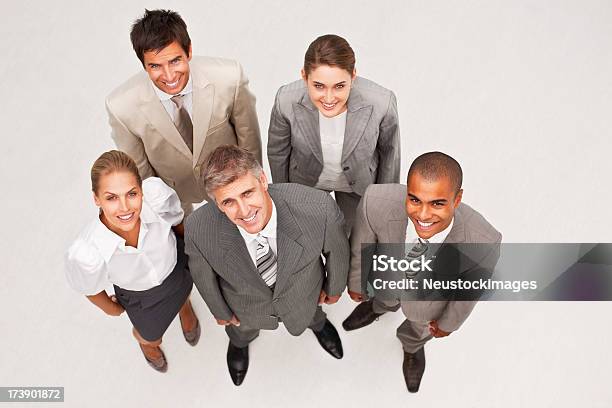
[90,150,142,194]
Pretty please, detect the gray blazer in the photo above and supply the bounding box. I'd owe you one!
[267,77,400,196]
[348,184,502,332]
[185,183,350,336]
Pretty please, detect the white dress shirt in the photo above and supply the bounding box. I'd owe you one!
[151,75,193,121]
[65,178,184,295]
[315,110,352,192]
[237,200,278,267]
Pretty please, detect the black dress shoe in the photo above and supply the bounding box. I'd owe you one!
[313,319,344,359]
[402,347,426,393]
[227,342,249,386]
[342,300,383,331]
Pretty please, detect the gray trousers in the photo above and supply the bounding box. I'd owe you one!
[334,191,361,236]
[226,306,327,348]
[372,298,433,354]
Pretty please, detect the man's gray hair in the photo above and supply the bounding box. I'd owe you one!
[202,145,263,197]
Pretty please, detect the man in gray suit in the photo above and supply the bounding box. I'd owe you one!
[185,145,349,386]
[343,152,502,392]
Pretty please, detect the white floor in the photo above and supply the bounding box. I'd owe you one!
[2,1,612,407]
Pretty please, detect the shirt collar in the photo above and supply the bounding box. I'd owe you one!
[91,204,160,262]
[237,199,277,243]
[92,215,125,263]
[406,217,455,244]
[151,74,193,102]
[318,109,347,122]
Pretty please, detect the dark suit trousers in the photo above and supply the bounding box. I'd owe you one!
[225,306,327,348]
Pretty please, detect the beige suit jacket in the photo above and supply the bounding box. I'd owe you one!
[348,183,502,332]
[106,56,262,206]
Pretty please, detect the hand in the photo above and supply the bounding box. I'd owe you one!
[348,290,364,302]
[106,295,125,316]
[318,289,341,305]
[216,315,241,327]
[428,320,451,338]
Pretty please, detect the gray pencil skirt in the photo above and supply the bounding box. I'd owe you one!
[113,238,193,341]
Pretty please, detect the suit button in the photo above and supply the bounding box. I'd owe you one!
[194,165,201,175]
[349,181,355,186]
[273,298,279,303]
[343,166,350,171]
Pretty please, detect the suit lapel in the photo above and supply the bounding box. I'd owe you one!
[191,70,214,166]
[294,95,323,165]
[270,190,304,294]
[342,88,373,162]
[443,204,466,244]
[139,81,192,160]
[218,214,270,293]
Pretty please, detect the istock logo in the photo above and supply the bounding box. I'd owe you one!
[372,255,433,273]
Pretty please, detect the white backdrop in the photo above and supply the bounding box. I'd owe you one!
[1,1,611,407]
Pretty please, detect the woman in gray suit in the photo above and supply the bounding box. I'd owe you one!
[268,34,400,233]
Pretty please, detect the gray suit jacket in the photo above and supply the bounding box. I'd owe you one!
[348,184,502,332]
[267,77,400,196]
[106,56,262,205]
[185,183,350,336]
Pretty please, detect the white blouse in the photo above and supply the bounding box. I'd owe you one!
[65,177,184,295]
[315,110,352,192]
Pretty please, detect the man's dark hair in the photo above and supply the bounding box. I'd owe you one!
[407,151,463,193]
[130,9,191,66]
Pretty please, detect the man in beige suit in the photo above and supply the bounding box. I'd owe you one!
[106,9,261,215]
[343,151,502,392]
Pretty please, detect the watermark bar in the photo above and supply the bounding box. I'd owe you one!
[360,243,612,301]
[0,387,64,402]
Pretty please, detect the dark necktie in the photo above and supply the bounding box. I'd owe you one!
[170,95,193,152]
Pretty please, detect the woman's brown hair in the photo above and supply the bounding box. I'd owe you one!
[303,34,355,76]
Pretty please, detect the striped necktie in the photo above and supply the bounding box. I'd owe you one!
[404,238,429,278]
[256,234,277,288]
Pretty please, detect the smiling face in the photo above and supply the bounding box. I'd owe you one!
[143,40,192,95]
[212,171,273,234]
[302,64,356,118]
[406,173,463,240]
[94,171,143,236]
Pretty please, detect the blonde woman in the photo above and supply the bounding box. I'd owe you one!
[66,150,200,372]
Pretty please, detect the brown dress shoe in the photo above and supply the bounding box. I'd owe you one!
[139,343,168,373]
[403,347,426,393]
[180,314,201,346]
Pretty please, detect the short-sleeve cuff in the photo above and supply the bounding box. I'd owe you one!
[65,239,109,296]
